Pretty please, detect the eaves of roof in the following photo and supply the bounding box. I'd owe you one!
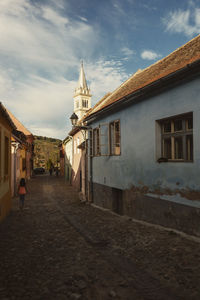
[0,102,16,130]
[63,135,72,144]
[6,109,32,136]
[12,132,24,145]
[85,34,200,123]
[85,58,200,123]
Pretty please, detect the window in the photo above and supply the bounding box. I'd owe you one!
[89,130,93,157]
[159,112,193,162]
[100,124,109,156]
[22,158,26,171]
[82,99,88,108]
[76,101,79,108]
[93,128,100,156]
[110,120,121,155]
[91,120,121,157]
[4,136,9,176]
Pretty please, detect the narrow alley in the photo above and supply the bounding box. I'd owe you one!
[0,175,200,300]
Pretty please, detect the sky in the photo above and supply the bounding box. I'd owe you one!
[0,0,200,139]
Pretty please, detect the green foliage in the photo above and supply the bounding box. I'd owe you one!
[33,135,62,168]
[46,159,53,169]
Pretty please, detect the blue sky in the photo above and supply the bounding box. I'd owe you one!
[0,0,200,139]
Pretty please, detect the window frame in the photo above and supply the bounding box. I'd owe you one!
[91,120,121,157]
[158,112,193,163]
[22,157,26,171]
[99,123,109,156]
[88,129,93,157]
[82,99,88,108]
[109,120,121,156]
[93,127,101,156]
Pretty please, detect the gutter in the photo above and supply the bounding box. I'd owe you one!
[85,59,200,124]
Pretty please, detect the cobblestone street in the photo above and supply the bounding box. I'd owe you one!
[0,175,200,300]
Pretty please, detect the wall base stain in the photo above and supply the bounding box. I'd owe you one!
[129,184,200,201]
[92,182,200,237]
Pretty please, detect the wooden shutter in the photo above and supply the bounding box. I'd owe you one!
[88,129,93,157]
[100,123,109,156]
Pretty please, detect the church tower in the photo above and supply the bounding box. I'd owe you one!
[73,62,92,120]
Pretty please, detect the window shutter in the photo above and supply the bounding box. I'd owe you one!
[100,123,109,156]
[88,129,93,157]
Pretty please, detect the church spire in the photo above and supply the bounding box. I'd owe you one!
[74,61,91,96]
[73,61,92,120]
[77,61,88,90]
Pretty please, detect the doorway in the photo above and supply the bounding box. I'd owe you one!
[112,188,123,215]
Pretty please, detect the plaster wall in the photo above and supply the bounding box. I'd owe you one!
[64,139,72,166]
[0,125,11,199]
[90,77,200,192]
[72,131,84,190]
[0,118,12,222]
[64,139,72,182]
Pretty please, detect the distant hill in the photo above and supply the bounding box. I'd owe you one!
[33,135,62,169]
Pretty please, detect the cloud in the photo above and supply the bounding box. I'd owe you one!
[79,16,88,22]
[41,6,69,27]
[142,3,157,11]
[163,7,200,36]
[87,59,128,103]
[3,60,128,139]
[121,47,136,59]
[141,50,161,60]
[195,8,200,26]
[0,0,97,73]
[0,0,129,139]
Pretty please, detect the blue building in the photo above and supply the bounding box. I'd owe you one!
[84,34,200,236]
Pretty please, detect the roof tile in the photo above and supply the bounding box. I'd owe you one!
[6,109,32,136]
[88,34,200,116]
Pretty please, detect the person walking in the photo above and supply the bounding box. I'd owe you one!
[18,178,27,210]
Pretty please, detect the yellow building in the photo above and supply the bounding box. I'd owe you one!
[0,103,16,222]
[7,109,34,181]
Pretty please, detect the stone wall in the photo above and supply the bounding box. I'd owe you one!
[92,182,200,237]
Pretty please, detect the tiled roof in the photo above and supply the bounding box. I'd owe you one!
[82,92,111,121]
[69,93,112,135]
[87,34,200,117]
[6,109,32,136]
[0,102,16,129]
